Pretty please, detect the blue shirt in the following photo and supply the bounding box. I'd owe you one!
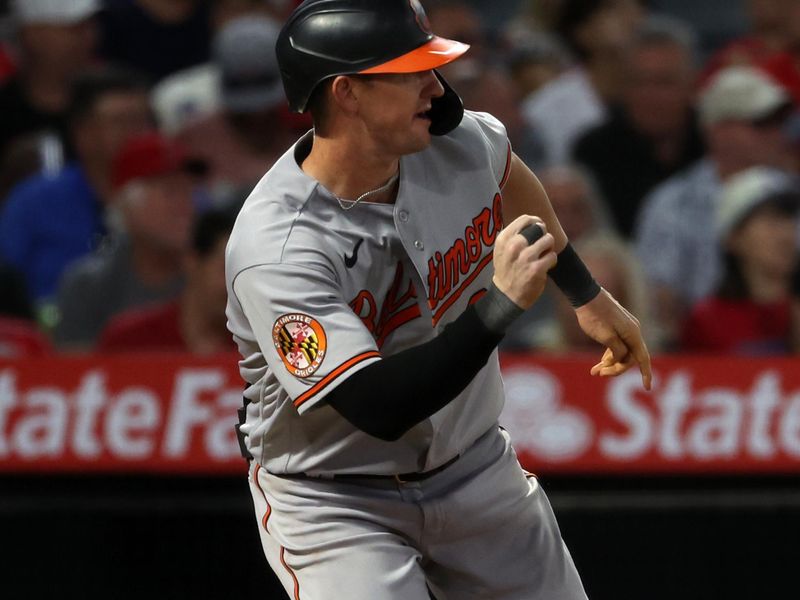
[0,164,104,301]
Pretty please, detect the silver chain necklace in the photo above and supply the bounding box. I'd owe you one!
[334,171,400,211]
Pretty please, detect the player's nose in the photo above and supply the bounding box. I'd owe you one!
[422,70,445,98]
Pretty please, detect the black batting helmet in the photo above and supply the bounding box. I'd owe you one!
[276,0,470,136]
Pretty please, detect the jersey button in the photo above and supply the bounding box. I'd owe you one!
[414,240,424,251]
[398,210,409,223]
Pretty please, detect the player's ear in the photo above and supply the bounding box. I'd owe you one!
[330,75,360,116]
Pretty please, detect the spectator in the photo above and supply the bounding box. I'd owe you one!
[701,1,800,106]
[573,16,705,237]
[520,0,647,165]
[98,209,236,354]
[681,167,800,354]
[174,15,298,206]
[425,0,488,68]
[759,1,800,104]
[505,32,572,104]
[634,65,796,347]
[451,65,547,171]
[151,63,220,136]
[538,164,617,241]
[0,0,101,186]
[701,0,794,85]
[98,0,212,82]
[53,132,198,350]
[0,67,153,308]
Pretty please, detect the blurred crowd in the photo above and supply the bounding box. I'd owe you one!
[1,0,799,358]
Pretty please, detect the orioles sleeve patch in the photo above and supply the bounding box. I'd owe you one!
[272,313,327,378]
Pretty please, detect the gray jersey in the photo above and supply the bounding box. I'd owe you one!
[226,110,512,476]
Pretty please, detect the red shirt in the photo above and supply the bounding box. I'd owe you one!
[98,301,187,352]
[681,296,791,354]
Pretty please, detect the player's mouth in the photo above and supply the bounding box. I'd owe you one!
[415,106,432,122]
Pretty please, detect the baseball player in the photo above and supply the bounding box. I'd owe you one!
[225,1,652,598]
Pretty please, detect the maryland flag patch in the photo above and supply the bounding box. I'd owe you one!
[272,313,327,378]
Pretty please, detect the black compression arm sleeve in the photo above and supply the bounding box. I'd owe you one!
[325,304,503,441]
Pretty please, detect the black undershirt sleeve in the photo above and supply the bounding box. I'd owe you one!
[325,296,511,442]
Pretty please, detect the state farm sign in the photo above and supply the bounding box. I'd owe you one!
[1,353,799,474]
[501,355,800,473]
[0,354,247,473]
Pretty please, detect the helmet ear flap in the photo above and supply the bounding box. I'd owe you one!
[428,71,464,136]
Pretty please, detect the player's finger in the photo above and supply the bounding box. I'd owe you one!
[630,338,652,390]
[591,352,636,377]
[518,233,555,261]
[590,348,614,376]
[605,336,630,367]
[593,360,633,378]
[506,214,544,237]
[618,325,653,391]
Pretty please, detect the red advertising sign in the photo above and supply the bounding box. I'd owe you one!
[1,353,799,474]
[0,354,247,474]
[500,354,800,474]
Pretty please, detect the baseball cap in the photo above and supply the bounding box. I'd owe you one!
[11,0,101,25]
[111,132,204,191]
[151,64,222,135]
[699,66,792,127]
[214,15,285,113]
[716,166,800,240]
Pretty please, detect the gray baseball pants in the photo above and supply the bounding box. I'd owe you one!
[249,426,588,599]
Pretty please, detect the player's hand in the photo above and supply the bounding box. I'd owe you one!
[492,215,557,310]
[575,288,652,390]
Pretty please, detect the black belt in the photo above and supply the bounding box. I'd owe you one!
[281,454,461,484]
[331,454,461,483]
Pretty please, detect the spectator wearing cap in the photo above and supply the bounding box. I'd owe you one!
[98,0,212,83]
[701,1,800,106]
[98,209,236,354]
[53,132,199,350]
[573,16,705,238]
[173,14,300,206]
[0,0,101,191]
[634,65,797,348]
[700,0,794,85]
[681,167,800,354]
[0,67,153,313]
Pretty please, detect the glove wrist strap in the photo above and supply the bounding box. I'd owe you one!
[549,243,601,308]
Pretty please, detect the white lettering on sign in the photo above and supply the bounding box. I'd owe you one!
[502,365,800,465]
[72,371,106,458]
[14,387,68,458]
[107,388,160,458]
[781,393,800,457]
[0,367,241,465]
[164,370,221,456]
[601,370,800,461]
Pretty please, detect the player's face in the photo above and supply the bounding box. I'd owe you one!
[353,70,445,156]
